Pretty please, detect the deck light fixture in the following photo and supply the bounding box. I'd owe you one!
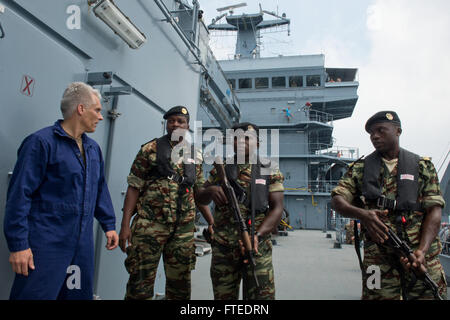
[91,0,147,49]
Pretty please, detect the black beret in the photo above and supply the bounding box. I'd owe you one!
[163,106,190,120]
[232,122,259,137]
[232,122,259,132]
[365,111,401,133]
[221,122,260,145]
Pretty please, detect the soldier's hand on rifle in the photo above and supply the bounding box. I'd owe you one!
[253,235,259,254]
[208,185,229,206]
[238,235,259,264]
[208,224,214,237]
[400,249,427,274]
[119,225,132,253]
[361,209,389,244]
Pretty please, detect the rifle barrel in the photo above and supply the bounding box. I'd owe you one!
[385,226,442,300]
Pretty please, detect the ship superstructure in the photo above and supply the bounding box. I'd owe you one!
[198,4,360,230]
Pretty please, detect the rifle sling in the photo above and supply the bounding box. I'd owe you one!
[250,163,258,250]
[353,221,364,274]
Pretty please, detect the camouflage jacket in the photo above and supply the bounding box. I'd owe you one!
[127,139,204,225]
[207,163,284,247]
[332,156,445,258]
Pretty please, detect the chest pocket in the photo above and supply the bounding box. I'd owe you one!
[225,163,269,214]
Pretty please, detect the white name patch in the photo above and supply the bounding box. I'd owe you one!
[400,174,414,181]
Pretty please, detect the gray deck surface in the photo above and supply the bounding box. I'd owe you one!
[191,229,450,300]
[191,229,362,300]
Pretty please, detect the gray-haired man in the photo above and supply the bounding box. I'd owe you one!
[4,82,118,299]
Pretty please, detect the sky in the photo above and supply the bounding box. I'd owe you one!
[198,0,450,178]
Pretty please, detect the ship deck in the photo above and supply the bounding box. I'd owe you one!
[191,229,361,300]
[191,229,449,300]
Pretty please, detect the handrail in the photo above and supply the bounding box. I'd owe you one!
[284,180,341,193]
[279,143,359,160]
[439,226,450,255]
[153,0,205,71]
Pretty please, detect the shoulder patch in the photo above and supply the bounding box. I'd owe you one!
[348,155,365,169]
[141,138,157,150]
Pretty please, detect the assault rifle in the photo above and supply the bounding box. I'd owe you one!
[385,225,443,300]
[213,162,259,289]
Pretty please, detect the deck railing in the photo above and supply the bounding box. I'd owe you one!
[307,109,334,124]
[310,144,359,159]
[284,180,341,193]
[440,226,450,255]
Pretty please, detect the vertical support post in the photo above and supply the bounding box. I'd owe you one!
[93,95,119,295]
[190,0,199,46]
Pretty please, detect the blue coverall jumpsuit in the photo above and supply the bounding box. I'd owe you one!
[4,120,116,299]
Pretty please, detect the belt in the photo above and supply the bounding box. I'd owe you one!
[376,195,397,210]
[168,173,185,185]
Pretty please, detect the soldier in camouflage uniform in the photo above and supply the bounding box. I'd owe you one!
[331,111,447,300]
[345,221,355,244]
[344,220,361,244]
[197,123,285,300]
[118,106,211,300]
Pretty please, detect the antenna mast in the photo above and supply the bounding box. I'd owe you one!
[208,3,290,59]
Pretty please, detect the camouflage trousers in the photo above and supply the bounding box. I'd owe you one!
[124,215,196,300]
[210,237,275,300]
[362,242,447,300]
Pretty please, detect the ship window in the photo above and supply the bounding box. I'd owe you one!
[289,76,303,88]
[272,76,286,88]
[238,78,252,89]
[306,75,321,87]
[228,79,236,89]
[255,77,269,89]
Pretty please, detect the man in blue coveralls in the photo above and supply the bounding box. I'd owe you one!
[4,82,118,299]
